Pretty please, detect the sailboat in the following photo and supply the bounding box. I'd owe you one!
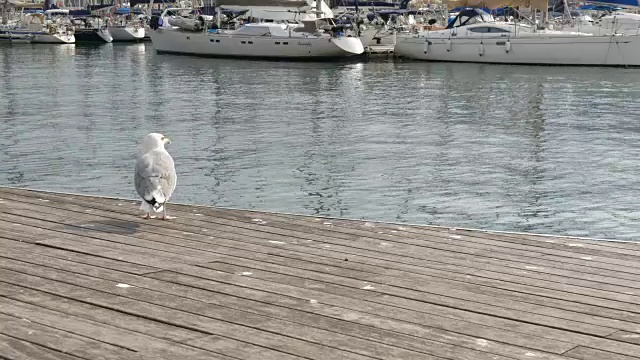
[107,7,145,41]
[394,3,640,66]
[0,3,75,43]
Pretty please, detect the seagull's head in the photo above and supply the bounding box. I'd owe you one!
[142,133,171,152]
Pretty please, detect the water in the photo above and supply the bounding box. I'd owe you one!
[2,43,640,240]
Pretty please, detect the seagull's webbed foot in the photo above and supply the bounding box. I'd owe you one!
[142,213,157,219]
[159,208,175,221]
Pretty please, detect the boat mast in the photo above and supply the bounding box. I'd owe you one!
[354,0,359,36]
[315,0,321,19]
[1,0,8,25]
[215,1,221,28]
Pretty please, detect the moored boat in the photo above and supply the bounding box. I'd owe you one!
[0,10,74,44]
[394,8,640,67]
[72,15,112,42]
[148,7,364,59]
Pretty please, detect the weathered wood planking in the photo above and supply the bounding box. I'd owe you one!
[1,187,640,360]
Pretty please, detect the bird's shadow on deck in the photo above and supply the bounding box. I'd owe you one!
[66,220,140,235]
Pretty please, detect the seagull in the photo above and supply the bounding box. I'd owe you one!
[134,133,177,220]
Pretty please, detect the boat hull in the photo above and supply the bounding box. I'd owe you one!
[394,34,640,66]
[0,30,33,43]
[109,26,145,41]
[149,28,364,59]
[74,28,113,43]
[0,30,74,44]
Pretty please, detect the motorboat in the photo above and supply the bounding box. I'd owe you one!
[148,7,364,59]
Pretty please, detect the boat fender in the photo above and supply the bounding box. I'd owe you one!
[478,41,484,56]
[423,39,430,53]
[446,38,451,52]
[505,40,511,53]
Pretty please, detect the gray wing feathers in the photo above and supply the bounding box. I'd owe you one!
[134,149,176,205]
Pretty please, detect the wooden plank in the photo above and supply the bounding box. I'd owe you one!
[0,280,27,297]
[217,209,640,263]
[28,233,632,346]
[0,313,154,360]
[563,346,640,360]
[145,270,640,358]
[0,236,158,275]
[11,237,584,355]
[307,214,640,258]
[97,193,640,268]
[0,333,85,360]
[0,269,375,360]
[260,210,640,252]
[5,191,640,291]
[0,296,296,360]
[0,227,44,244]
[0,264,433,360]
[5,200,640,334]
[183,335,312,360]
[0,254,580,357]
[2,187,638,257]
[23,235,637,333]
[5,193,640,290]
[3,187,640,360]
[0,214,216,265]
[5,287,208,344]
[303,240,640,313]
[27,212,629,330]
[4,196,640,314]
[608,331,640,345]
[1,253,580,359]
[199,256,640,332]
[0,297,240,360]
[150,272,581,360]
[20,235,636,356]
[10,187,632,258]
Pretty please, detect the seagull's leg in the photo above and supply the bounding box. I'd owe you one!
[160,206,175,221]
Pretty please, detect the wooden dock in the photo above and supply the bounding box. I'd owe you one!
[365,45,395,58]
[1,187,640,360]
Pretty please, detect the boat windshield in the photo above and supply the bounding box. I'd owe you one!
[446,8,494,29]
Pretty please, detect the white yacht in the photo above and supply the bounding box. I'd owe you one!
[0,10,75,44]
[108,11,145,41]
[394,8,640,67]
[148,8,364,59]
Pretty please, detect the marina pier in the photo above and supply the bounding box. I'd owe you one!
[1,187,639,360]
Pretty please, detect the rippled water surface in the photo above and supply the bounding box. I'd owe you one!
[2,43,640,240]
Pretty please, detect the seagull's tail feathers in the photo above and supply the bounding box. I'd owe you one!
[141,179,166,213]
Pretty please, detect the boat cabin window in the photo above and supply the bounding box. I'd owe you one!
[468,26,510,33]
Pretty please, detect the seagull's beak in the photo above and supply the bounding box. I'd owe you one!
[164,137,172,145]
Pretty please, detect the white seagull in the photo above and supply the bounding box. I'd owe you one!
[134,133,177,220]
